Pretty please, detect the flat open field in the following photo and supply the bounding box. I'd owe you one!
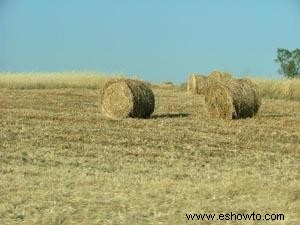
[0,85,299,224]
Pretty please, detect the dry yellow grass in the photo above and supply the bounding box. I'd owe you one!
[254,78,300,101]
[0,72,123,89]
[0,79,299,224]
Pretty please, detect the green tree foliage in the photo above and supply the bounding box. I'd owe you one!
[275,48,300,78]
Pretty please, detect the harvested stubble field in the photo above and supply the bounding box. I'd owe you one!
[0,75,299,225]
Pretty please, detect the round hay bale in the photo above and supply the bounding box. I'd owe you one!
[187,74,208,95]
[204,78,261,119]
[208,71,233,84]
[101,79,155,120]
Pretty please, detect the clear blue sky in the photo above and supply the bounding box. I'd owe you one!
[1,0,299,83]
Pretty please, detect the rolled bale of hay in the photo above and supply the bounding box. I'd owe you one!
[204,78,261,119]
[187,74,208,94]
[208,71,233,84]
[101,79,155,120]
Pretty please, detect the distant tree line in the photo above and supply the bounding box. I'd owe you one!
[275,48,300,78]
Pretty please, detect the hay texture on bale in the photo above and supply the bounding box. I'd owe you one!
[208,71,233,84]
[101,79,155,120]
[187,74,208,95]
[204,78,261,120]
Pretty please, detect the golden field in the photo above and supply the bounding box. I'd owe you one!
[0,72,117,90]
[0,73,299,224]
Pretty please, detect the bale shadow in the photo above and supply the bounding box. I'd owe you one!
[151,112,190,119]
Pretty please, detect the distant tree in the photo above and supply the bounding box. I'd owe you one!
[275,48,300,78]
